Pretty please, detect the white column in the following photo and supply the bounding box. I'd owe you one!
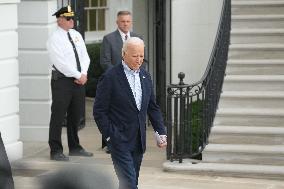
[0,0,23,161]
[18,0,57,141]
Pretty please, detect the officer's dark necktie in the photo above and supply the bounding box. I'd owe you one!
[67,32,81,72]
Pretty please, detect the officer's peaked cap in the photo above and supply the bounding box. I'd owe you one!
[52,5,74,18]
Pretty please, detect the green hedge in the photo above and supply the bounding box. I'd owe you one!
[178,100,203,156]
[85,43,104,97]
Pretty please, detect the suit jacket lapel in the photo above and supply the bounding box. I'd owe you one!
[115,30,123,48]
[116,64,138,110]
[139,70,146,112]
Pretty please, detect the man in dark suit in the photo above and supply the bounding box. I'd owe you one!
[100,10,144,71]
[100,10,145,153]
[93,37,167,189]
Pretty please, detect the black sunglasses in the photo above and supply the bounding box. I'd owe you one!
[66,17,74,21]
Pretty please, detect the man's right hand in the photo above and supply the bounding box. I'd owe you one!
[74,74,87,85]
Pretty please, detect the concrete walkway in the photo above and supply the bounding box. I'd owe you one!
[12,99,284,189]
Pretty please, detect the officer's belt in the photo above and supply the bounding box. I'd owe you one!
[51,65,67,80]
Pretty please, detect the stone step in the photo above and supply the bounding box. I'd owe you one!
[163,161,284,180]
[202,144,284,166]
[214,108,284,127]
[231,29,284,44]
[209,126,284,145]
[232,0,284,15]
[226,59,284,75]
[229,43,284,59]
[219,91,284,108]
[223,75,284,91]
[232,14,284,29]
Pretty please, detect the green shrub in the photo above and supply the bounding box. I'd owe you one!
[85,43,104,97]
[176,100,203,156]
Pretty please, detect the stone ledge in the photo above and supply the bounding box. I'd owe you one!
[163,160,284,180]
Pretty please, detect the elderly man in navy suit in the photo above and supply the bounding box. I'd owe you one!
[99,11,144,153]
[93,37,167,189]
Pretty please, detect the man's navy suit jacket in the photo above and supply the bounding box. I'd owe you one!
[93,64,166,152]
[100,30,145,71]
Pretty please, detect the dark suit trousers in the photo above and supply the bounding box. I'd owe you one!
[109,134,143,189]
[0,133,14,189]
[49,77,84,154]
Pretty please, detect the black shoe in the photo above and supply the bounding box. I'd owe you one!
[69,149,93,157]
[50,153,69,161]
[103,146,110,154]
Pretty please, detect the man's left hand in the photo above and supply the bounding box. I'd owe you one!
[157,135,167,148]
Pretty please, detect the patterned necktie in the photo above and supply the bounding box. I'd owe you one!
[67,32,81,72]
[125,34,128,41]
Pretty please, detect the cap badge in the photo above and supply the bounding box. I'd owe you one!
[67,5,71,13]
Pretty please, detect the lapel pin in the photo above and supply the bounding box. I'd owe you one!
[143,76,146,79]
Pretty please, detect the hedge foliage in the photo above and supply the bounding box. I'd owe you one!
[85,43,104,97]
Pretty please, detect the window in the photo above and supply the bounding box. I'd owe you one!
[85,0,107,31]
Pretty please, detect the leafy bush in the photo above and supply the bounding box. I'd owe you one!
[85,43,104,97]
[184,100,203,154]
[170,100,203,159]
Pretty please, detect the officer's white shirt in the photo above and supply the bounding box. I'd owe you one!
[47,27,90,79]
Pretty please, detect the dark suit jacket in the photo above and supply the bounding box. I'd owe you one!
[93,64,166,152]
[0,133,14,189]
[100,30,146,71]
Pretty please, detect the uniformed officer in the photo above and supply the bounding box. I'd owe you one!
[47,5,93,161]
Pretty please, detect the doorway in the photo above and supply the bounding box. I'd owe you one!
[150,0,171,116]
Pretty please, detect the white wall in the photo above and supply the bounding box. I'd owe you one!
[0,0,23,161]
[171,0,223,84]
[18,0,57,141]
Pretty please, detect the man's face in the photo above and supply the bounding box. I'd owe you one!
[123,43,144,71]
[116,14,132,34]
[58,16,74,30]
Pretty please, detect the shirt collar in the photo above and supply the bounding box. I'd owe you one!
[122,61,140,74]
[118,29,130,40]
[58,26,70,34]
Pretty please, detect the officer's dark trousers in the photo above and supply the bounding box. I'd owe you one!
[109,135,143,189]
[49,77,85,154]
[0,133,14,189]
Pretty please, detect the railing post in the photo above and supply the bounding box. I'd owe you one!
[166,72,189,163]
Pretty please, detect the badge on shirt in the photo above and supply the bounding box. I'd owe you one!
[74,36,79,43]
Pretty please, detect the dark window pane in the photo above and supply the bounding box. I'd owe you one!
[89,9,97,31]
[100,0,107,6]
[91,0,98,7]
[84,10,88,31]
[85,0,90,7]
[98,9,105,30]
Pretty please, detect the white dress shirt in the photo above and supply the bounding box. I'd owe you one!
[122,61,142,110]
[47,27,90,79]
[118,29,130,42]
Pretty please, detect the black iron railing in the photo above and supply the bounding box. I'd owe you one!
[166,0,231,163]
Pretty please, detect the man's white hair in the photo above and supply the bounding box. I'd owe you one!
[122,37,144,56]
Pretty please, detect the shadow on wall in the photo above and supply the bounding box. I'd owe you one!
[40,165,116,189]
